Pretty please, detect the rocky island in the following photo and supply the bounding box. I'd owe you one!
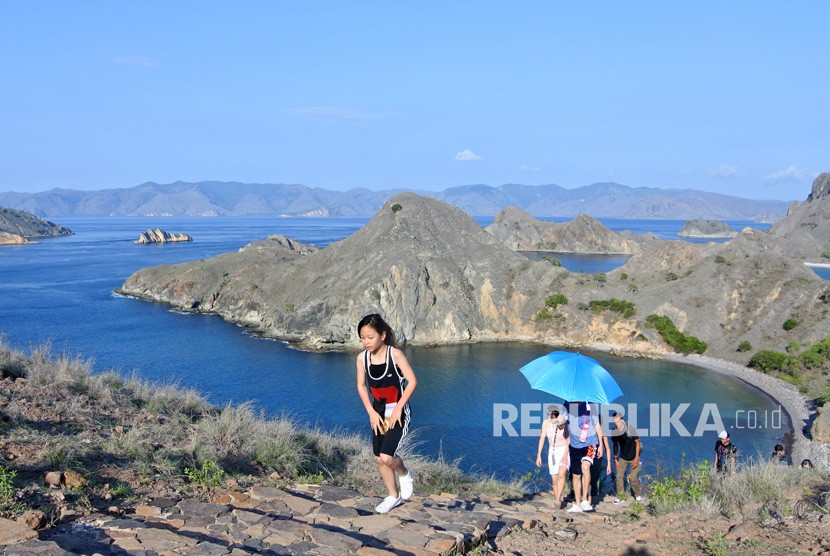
[0,206,73,244]
[134,228,193,244]
[678,219,739,238]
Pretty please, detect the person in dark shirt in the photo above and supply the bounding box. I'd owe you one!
[713,431,737,474]
[610,412,643,502]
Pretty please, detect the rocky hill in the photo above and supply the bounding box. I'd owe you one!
[0,180,788,220]
[768,172,830,262]
[0,206,72,243]
[486,207,640,253]
[117,190,829,369]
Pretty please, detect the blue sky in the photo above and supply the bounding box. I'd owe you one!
[1,2,828,201]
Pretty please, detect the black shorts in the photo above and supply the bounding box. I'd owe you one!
[372,405,411,457]
[569,444,597,476]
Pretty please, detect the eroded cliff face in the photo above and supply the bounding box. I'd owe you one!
[118,192,830,365]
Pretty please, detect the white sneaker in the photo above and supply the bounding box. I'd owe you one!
[580,500,593,512]
[635,496,643,502]
[566,503,583,513]
[375,495,402,514]
[613,498,622,505]
[399,471,414,500]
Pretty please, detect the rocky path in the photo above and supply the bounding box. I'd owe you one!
[1,484,621,555]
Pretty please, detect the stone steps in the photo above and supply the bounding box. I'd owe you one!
[1,484,628,555]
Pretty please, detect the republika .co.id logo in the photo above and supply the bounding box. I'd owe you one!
[492,402,783,437]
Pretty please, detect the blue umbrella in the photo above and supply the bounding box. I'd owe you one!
[519,351,623,404]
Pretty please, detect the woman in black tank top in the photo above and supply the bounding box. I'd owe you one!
[356,314,418,514]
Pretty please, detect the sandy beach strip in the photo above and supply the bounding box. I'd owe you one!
[664,353,812,464]
[805,261,830,269]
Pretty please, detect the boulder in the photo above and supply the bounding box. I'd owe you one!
[0,517,38,544]
[811,406,830,443]
[63,470,87,489]
[18,509,47,530]
[44,471,62,488]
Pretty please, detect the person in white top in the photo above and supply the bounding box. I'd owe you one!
[536,407,570,508]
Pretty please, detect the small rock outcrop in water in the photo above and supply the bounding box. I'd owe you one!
[135,229,193,244]
[678,219,738,238]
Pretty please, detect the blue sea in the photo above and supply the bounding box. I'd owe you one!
[0,216,795,484]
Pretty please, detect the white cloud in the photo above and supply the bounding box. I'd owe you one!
[455,149,482,162]
[518,165,540,172]
[712,164,738,179]
[763,165,805,184]
[282,106,382,123]
[111,56,155,67]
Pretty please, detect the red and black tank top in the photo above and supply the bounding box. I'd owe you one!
[363,346,406,406]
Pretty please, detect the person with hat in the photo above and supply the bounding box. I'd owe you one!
[713,430,737,474]
[536,406,570,508]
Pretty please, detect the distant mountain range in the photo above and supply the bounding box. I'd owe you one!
[0,181,789,221]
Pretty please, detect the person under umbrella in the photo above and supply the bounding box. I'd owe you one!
[565,400,604,513]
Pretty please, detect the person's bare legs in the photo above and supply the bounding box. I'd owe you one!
[580,460,592,504]
[553,468,566,504]
[377,454,406,497]
[572,473,584,506]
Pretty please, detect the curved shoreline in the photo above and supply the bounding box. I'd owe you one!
[663,353,812,465]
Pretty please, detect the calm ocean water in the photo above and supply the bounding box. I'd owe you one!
[0,216,793,483]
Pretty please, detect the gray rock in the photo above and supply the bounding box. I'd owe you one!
[177,499,231,519]
[811,408,830,443]
[807,172,830,201]
[554,528,578,541]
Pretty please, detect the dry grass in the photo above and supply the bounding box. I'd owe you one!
[0,338,526,521]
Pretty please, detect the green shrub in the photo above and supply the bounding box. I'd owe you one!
[705,533,728,556]
[799,335,830,369]
[665,271,679,281]
[284,303,295,313]
[644,314,707,355]
[593,271,607,283]
[391,203,402,213]
[620,272,628,280]
[737,341,752,353]
[545,294,568,309]
[748,350,797,373]
[184,461,225,488]
[783,318,798,331]
[541,256,561,266]
[714,255,727,264]
[821,252,830,259]
[536,309,552,320]
[589,298,636,318]
[0,466,16,509]
[649,460,710,515]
